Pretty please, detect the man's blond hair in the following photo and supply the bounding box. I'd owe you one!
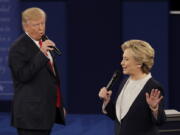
[22,7,46,25]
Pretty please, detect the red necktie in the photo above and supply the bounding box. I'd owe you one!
[39,40,61,107]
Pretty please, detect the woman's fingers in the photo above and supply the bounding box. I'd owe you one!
[150,89,162,98]
[157,95,163,104]
[107,90,112,96]
[98,87,108,98]
[98,87,112,101]
[146,89,163,105]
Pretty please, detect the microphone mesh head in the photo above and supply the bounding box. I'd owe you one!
[106,70,120,90]
[114,70,120,79]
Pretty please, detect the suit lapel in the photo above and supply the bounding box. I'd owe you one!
[24,34,57,78]
[115,78,128,103]
[122,78,153,118]
[25,34,40,54]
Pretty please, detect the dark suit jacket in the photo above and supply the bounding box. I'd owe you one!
[8,33,65,130]
[105,78,166,135]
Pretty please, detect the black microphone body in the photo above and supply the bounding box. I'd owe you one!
[106,70,120,90]
[41,35,62,56]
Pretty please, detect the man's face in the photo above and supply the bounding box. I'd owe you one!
[24,17,45,41]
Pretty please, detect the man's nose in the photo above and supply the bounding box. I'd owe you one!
[39,24,44,30]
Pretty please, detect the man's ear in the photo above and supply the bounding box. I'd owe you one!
[22,23,28,32]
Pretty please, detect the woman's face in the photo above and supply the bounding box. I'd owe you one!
[121,48,141,76]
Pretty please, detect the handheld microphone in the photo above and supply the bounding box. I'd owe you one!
[41,35,62,56]
[106,70,120,90]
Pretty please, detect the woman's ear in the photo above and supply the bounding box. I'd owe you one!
[137,64,142,68]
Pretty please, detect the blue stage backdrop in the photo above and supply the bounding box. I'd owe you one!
[169,12,180,111]
[0,0,21,100]
[121,1,169,108]
[0,0,172,113]
[67,0,121,113]
[0,1,68,109]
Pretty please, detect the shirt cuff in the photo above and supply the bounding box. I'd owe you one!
[102,102,108,114]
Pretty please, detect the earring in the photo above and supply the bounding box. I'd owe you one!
[138,64,142,68]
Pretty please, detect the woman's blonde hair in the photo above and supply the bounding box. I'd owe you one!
[22,7,46,25]
[121,39,155,74]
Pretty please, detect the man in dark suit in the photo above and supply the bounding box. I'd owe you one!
[8,7,65,135]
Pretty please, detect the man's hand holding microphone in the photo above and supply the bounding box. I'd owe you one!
[40,39,56,56]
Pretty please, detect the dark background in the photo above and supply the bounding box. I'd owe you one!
[0,0,180,114]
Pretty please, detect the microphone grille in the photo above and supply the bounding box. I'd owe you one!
[113,70,120,79]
